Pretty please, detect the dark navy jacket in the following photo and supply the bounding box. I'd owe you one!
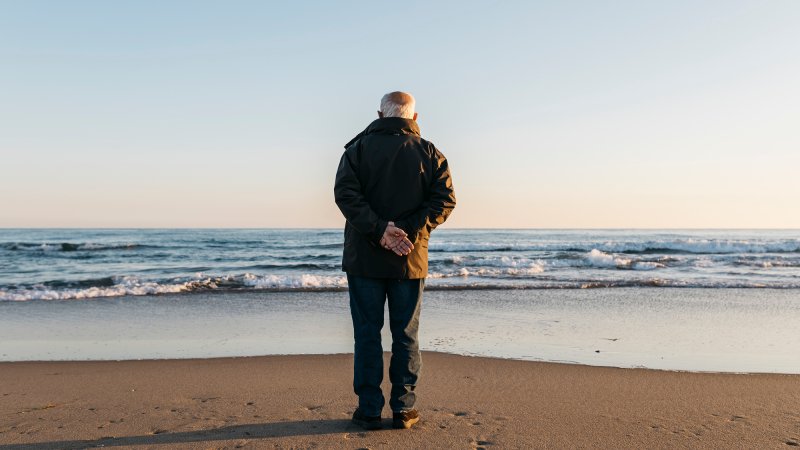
[334,117,456,278]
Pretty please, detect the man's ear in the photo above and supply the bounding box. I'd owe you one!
[412,112,418,121]
[377,111,384,118]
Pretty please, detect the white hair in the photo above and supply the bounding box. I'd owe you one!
[380,91,416,119]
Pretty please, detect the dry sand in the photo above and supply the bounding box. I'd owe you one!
[1,352,798,449]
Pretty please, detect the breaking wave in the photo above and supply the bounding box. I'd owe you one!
[3,271,800,301]
[442,250,668,272]
[0,273,350,301]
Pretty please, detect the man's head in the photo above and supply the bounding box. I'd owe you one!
[378,91,417,121]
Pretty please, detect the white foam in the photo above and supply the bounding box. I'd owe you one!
[585,249,630,267]
[240,273,347,289]
[0,276,188,301]
[428,265,545,279]
[735,258,800,268]
[448,255,546,269]
[0,272,351,301]
[443,252,667,272]
[631,261,664,271]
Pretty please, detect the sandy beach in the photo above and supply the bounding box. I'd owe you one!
[1,352,798,449]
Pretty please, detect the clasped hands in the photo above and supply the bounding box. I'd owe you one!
[380,222,414,256]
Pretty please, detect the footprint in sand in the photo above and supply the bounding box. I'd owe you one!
[471,437,496,449]
[344,432,369,439]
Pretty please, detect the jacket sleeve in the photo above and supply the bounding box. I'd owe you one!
[334,145,388,245]
[394,147,456,241]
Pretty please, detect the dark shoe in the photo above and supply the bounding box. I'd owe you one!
[392,409,420,429]
[352,408,382,430]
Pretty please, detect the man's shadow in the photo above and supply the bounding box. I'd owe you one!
[0,418,391,450]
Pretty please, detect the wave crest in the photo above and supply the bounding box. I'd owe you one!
[1,242,151,252]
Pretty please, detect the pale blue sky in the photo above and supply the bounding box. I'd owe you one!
[2,1,798,227]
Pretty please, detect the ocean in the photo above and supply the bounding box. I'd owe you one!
[2,228,800,300]
[1,229,799,372]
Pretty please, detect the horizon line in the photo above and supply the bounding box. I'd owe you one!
[2,227,799,231]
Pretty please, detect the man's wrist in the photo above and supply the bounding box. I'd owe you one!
[394,220,413,236]
[374,219,389,244]
[394,220,420,244]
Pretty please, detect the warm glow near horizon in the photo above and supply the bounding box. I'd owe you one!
[2,1,799,228]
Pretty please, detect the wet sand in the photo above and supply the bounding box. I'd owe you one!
[4,288,799,373]
[1,352,799,449]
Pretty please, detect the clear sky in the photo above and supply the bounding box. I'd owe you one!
[2,1,798,228]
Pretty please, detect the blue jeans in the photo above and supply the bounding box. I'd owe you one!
[347,273,424,416]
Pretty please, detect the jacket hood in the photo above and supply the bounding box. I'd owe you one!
[344,117,421,149]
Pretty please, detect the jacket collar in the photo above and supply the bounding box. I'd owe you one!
[344,117,421,149]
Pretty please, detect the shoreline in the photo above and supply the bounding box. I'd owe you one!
[6,285,800,303]
[1,352,798,448]
[3,351,797,377]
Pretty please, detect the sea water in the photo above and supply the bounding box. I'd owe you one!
[2,228,800,300]
[1,229,798,372]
